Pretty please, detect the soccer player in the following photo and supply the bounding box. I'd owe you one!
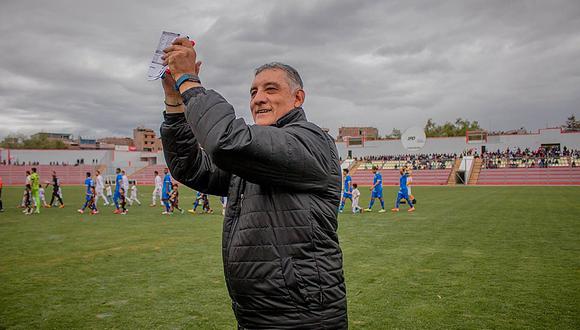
[113,168,123,214]
[351,183,363,214]
[169,183,183,214]
[392,168,415,212]
[150,170,163,206]
[29,167,41,214]
[78,172,98,214]
[47,171,64,208]
[128,182,141,206]
[338,168,353,213]
[365,166,386,212]
[161,168,172,215]
[122,170,129,196]
[95,170,109,207]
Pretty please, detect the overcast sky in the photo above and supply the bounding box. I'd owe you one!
[0,0,579,139]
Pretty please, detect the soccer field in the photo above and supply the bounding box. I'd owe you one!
[0,186,579,329]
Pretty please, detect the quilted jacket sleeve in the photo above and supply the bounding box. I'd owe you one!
[160,111,231,196]
[181,88,335,192]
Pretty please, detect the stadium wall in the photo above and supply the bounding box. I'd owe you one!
[336,128,580,159]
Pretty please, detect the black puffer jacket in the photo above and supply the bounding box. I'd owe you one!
[161,87,347,329]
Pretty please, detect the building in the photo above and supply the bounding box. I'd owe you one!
[31,132,73,142]
[98,137,134,147]
[133,127,163,152]
[337,127,379,141]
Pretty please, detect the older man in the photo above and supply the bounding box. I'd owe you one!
[160,38,347,329]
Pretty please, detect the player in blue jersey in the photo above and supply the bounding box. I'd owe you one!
[161,167,173,214]
[78,172,98,214]
[392,168,415,212]
[339,168,353,213]
[113,168,123,214]
[365,166,386,212]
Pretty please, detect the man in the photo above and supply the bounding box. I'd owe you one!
[392,168,415,212]
[338,168,353,213]
[365,166,386,212]
[150,170,163,206]
[161,168,172,214]
[160,39,347,329]
[121,170,129,196]
[47,171,64,208]
[113,168,123,214]
[95,170,109,207]
[78,172,98,214]
[29,167,40,214]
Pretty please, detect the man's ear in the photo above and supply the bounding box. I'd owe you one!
[294,89,305,108]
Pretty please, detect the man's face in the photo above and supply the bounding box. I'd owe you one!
[250,69,304,126]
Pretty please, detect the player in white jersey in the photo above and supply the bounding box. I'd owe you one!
[95,170,109,206]
[122,170,129,196]
[128,182,141,206]
[151,170,163,206]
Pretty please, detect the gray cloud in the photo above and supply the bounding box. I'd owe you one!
[0,0,579,140]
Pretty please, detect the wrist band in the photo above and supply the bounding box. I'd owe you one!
[164,100,183,107]
[175,74,201,90]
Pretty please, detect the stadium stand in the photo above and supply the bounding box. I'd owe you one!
[128,164,168,185]
[0,165,99,185]
[351,168,452,186]
[477,167,580,185]
[474,147,580,185]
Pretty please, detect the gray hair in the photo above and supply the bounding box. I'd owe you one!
[255,62,304,90]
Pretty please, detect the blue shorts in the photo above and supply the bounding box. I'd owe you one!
[342,192,352,199]
[371,190,383,198]
[162,193,170,200]
[114,192,120,200]
[398,191,410,200]
[85,195,92,201]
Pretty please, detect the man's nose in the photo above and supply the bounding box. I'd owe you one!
[252,90,268,105]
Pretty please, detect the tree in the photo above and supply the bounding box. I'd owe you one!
[389,128,401,139]
[1,134,68,149]
[424,118,483,137]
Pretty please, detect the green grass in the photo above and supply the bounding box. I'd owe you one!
[0,186,579,329]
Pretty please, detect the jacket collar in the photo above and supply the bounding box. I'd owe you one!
[273,107,307,128]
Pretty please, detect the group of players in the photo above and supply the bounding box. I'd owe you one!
[13,166,223,217]
[339,166,416,214]
[151,168,224,215]
[77,168,142,215]
[18,168,62,215]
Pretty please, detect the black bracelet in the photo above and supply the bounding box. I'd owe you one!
[164,100,183,107]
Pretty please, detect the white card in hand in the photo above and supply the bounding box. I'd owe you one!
[147,31,180,81]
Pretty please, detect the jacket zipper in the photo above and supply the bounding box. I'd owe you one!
[225,179,246,303]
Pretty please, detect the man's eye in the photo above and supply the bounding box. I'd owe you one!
[266,87,277,92]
